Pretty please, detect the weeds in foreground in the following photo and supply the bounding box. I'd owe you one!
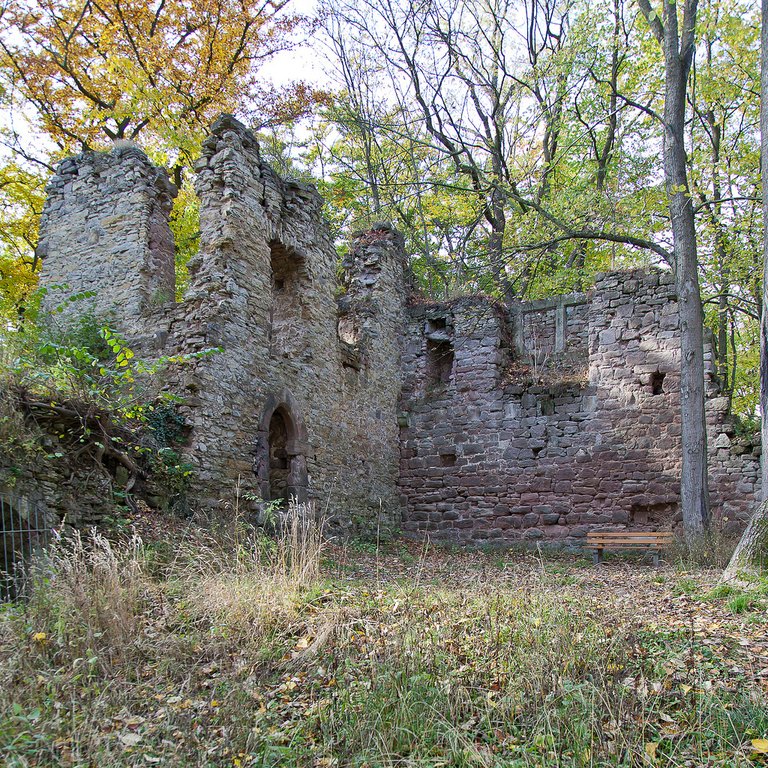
[670,527,739,570]
[1,524,766,767]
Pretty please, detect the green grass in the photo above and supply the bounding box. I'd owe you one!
[1,523,766,767]
[727,593,765,614]
[705,583,741,600]
[671,576,700,596]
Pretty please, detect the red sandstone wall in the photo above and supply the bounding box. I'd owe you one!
[398,271,760,546]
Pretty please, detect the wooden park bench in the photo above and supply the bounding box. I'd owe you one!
[586,530,674,566]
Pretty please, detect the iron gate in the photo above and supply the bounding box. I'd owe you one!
[1,495,51,601]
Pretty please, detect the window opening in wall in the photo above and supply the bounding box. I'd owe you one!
[269,240,304,356]
[427,317,447,334]
[650,371,666,395]
[338,316,361,346]
[426,339,454,387]
[268,410,290,503]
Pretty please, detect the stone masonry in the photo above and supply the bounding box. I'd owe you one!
[33,116,406,534]
[37,144,177,335]
[399,271,760,545]
[25,113,760,543]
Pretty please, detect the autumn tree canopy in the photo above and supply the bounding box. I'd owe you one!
[0,0,313,165]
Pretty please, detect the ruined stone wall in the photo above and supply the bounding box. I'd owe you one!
[37,116,405,533]
[335,226,408,531]
[1,452,112,532]
[33,115,760,543]
[36,144,177,339]
[399,270,760,545]
[511,293,589,372]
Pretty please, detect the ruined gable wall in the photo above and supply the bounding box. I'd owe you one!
[34,116,405,530]
[399,270,760,545]
[159,117,406,528]
[37,145,177,338]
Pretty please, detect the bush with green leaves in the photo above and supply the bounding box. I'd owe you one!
[0,294,219,515]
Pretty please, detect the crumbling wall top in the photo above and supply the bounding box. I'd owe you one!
[37,141,178,338]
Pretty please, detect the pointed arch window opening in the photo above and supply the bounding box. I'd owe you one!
[269,240,306,357]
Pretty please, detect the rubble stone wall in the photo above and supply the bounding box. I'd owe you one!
[399,271,760,545]
[36,144,177,338]
[37,116,406,533]
[34,114,760,543]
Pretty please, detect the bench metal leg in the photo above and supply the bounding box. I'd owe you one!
[652,551,660,567]
[593,548,603,565]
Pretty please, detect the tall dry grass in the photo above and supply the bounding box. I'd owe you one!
[2,510,767,767]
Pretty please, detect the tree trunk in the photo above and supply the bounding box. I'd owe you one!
[762,0,768,501]
[724,0,768,583]
[721,500,768,583]
[660,0,710,541]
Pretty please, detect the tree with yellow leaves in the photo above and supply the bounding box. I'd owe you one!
[0,161,45,322]
[0,0,313,170]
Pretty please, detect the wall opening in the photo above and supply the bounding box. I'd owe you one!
[170,190,200,301]
[539,395,555,416]
[269,240,305,356]
[268,410,290,503]
[650,371,666,395]
[258,395,309,508]
[427,317,447,335]
[338,316,361,346]
[426,339,454,387]
[439,452,457,467]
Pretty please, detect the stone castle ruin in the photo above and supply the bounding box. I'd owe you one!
[25,114,760,544]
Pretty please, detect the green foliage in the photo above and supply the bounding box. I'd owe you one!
[146,402,188,446]
[0,162,46,323]
[0,299,221,515]
[169,183,199,300]
[148,447,195,515]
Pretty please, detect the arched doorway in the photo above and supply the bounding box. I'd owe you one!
[268,409,290,503]
[256,391,309,506]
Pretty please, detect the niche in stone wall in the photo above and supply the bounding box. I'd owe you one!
[338,316,361,346]
[269,240,306,357]
[425,314,454,390]
[439,450,457,467]
[426,339,454,387]
[650,371,666,395]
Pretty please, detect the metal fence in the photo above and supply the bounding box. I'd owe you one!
[1,495,51,602]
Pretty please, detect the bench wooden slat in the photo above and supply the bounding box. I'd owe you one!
[588,538,671,544]
[588,535,672,540]
[589,540,666,549]
[587,536,673,540]
[587,532,673,538]
[586,530,674,566]
[588,532,671,535]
